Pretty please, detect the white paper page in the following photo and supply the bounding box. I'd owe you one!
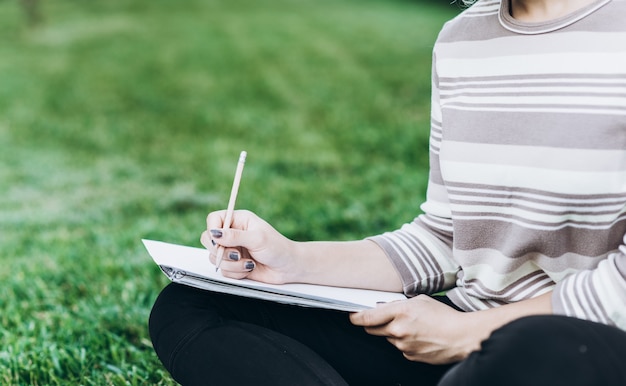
[142,239,406,309]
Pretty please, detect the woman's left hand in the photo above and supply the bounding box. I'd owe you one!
[349,295,483,364]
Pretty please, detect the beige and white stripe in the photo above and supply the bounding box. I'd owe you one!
[370,0,626,330]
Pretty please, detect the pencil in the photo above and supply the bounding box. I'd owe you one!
[215,150,247,271]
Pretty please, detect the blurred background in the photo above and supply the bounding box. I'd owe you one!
[0,0,459,384]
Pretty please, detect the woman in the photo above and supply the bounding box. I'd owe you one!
[149,0,626,384]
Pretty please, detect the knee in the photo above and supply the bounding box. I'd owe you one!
[439,315,593,386]
[487,314,565,350]
[148,283,222,366]
[149,283,197,340]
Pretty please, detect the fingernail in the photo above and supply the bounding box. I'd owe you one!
[244,261,255,271]
[228,251,240,261]
[211,239,216,246]
[210,229,223,238]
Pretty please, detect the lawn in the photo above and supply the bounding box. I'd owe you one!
[0,0,459,384]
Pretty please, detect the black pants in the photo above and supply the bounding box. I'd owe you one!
[149,283,626,386]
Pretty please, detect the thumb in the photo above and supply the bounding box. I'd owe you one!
[350,304,395,327]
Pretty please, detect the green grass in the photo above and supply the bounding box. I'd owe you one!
[0,0,459,384]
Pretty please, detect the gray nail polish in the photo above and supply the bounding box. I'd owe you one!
[228,251,240,261]
[210,229,223,238]
[244,261,255,271]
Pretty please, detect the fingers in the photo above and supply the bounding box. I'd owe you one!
[205,210,261,249]
[200,235,257,277]
[206,210,228,231]
[207,226,257,251]
[217,253,256,279]
[206,209,256,233]
[200,230,215,250]
[202,210,260,278]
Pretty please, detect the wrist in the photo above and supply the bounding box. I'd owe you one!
[282,240,340,285]
[279,240,308,283]
[461,311,497,355]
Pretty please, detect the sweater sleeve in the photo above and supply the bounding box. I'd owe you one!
[368,53,460,297]
[553,234,626,330]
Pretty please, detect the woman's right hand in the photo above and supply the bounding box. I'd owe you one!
[200,209,299,284]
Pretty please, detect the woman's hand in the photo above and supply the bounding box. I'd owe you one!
[350,292,553,364]
[200,209,403,291]
[349,295,483,364]
[200,210,298,284]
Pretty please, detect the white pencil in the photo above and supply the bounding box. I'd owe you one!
[215,150,247,271]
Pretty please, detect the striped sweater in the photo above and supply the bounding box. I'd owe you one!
[370,0,626,330]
